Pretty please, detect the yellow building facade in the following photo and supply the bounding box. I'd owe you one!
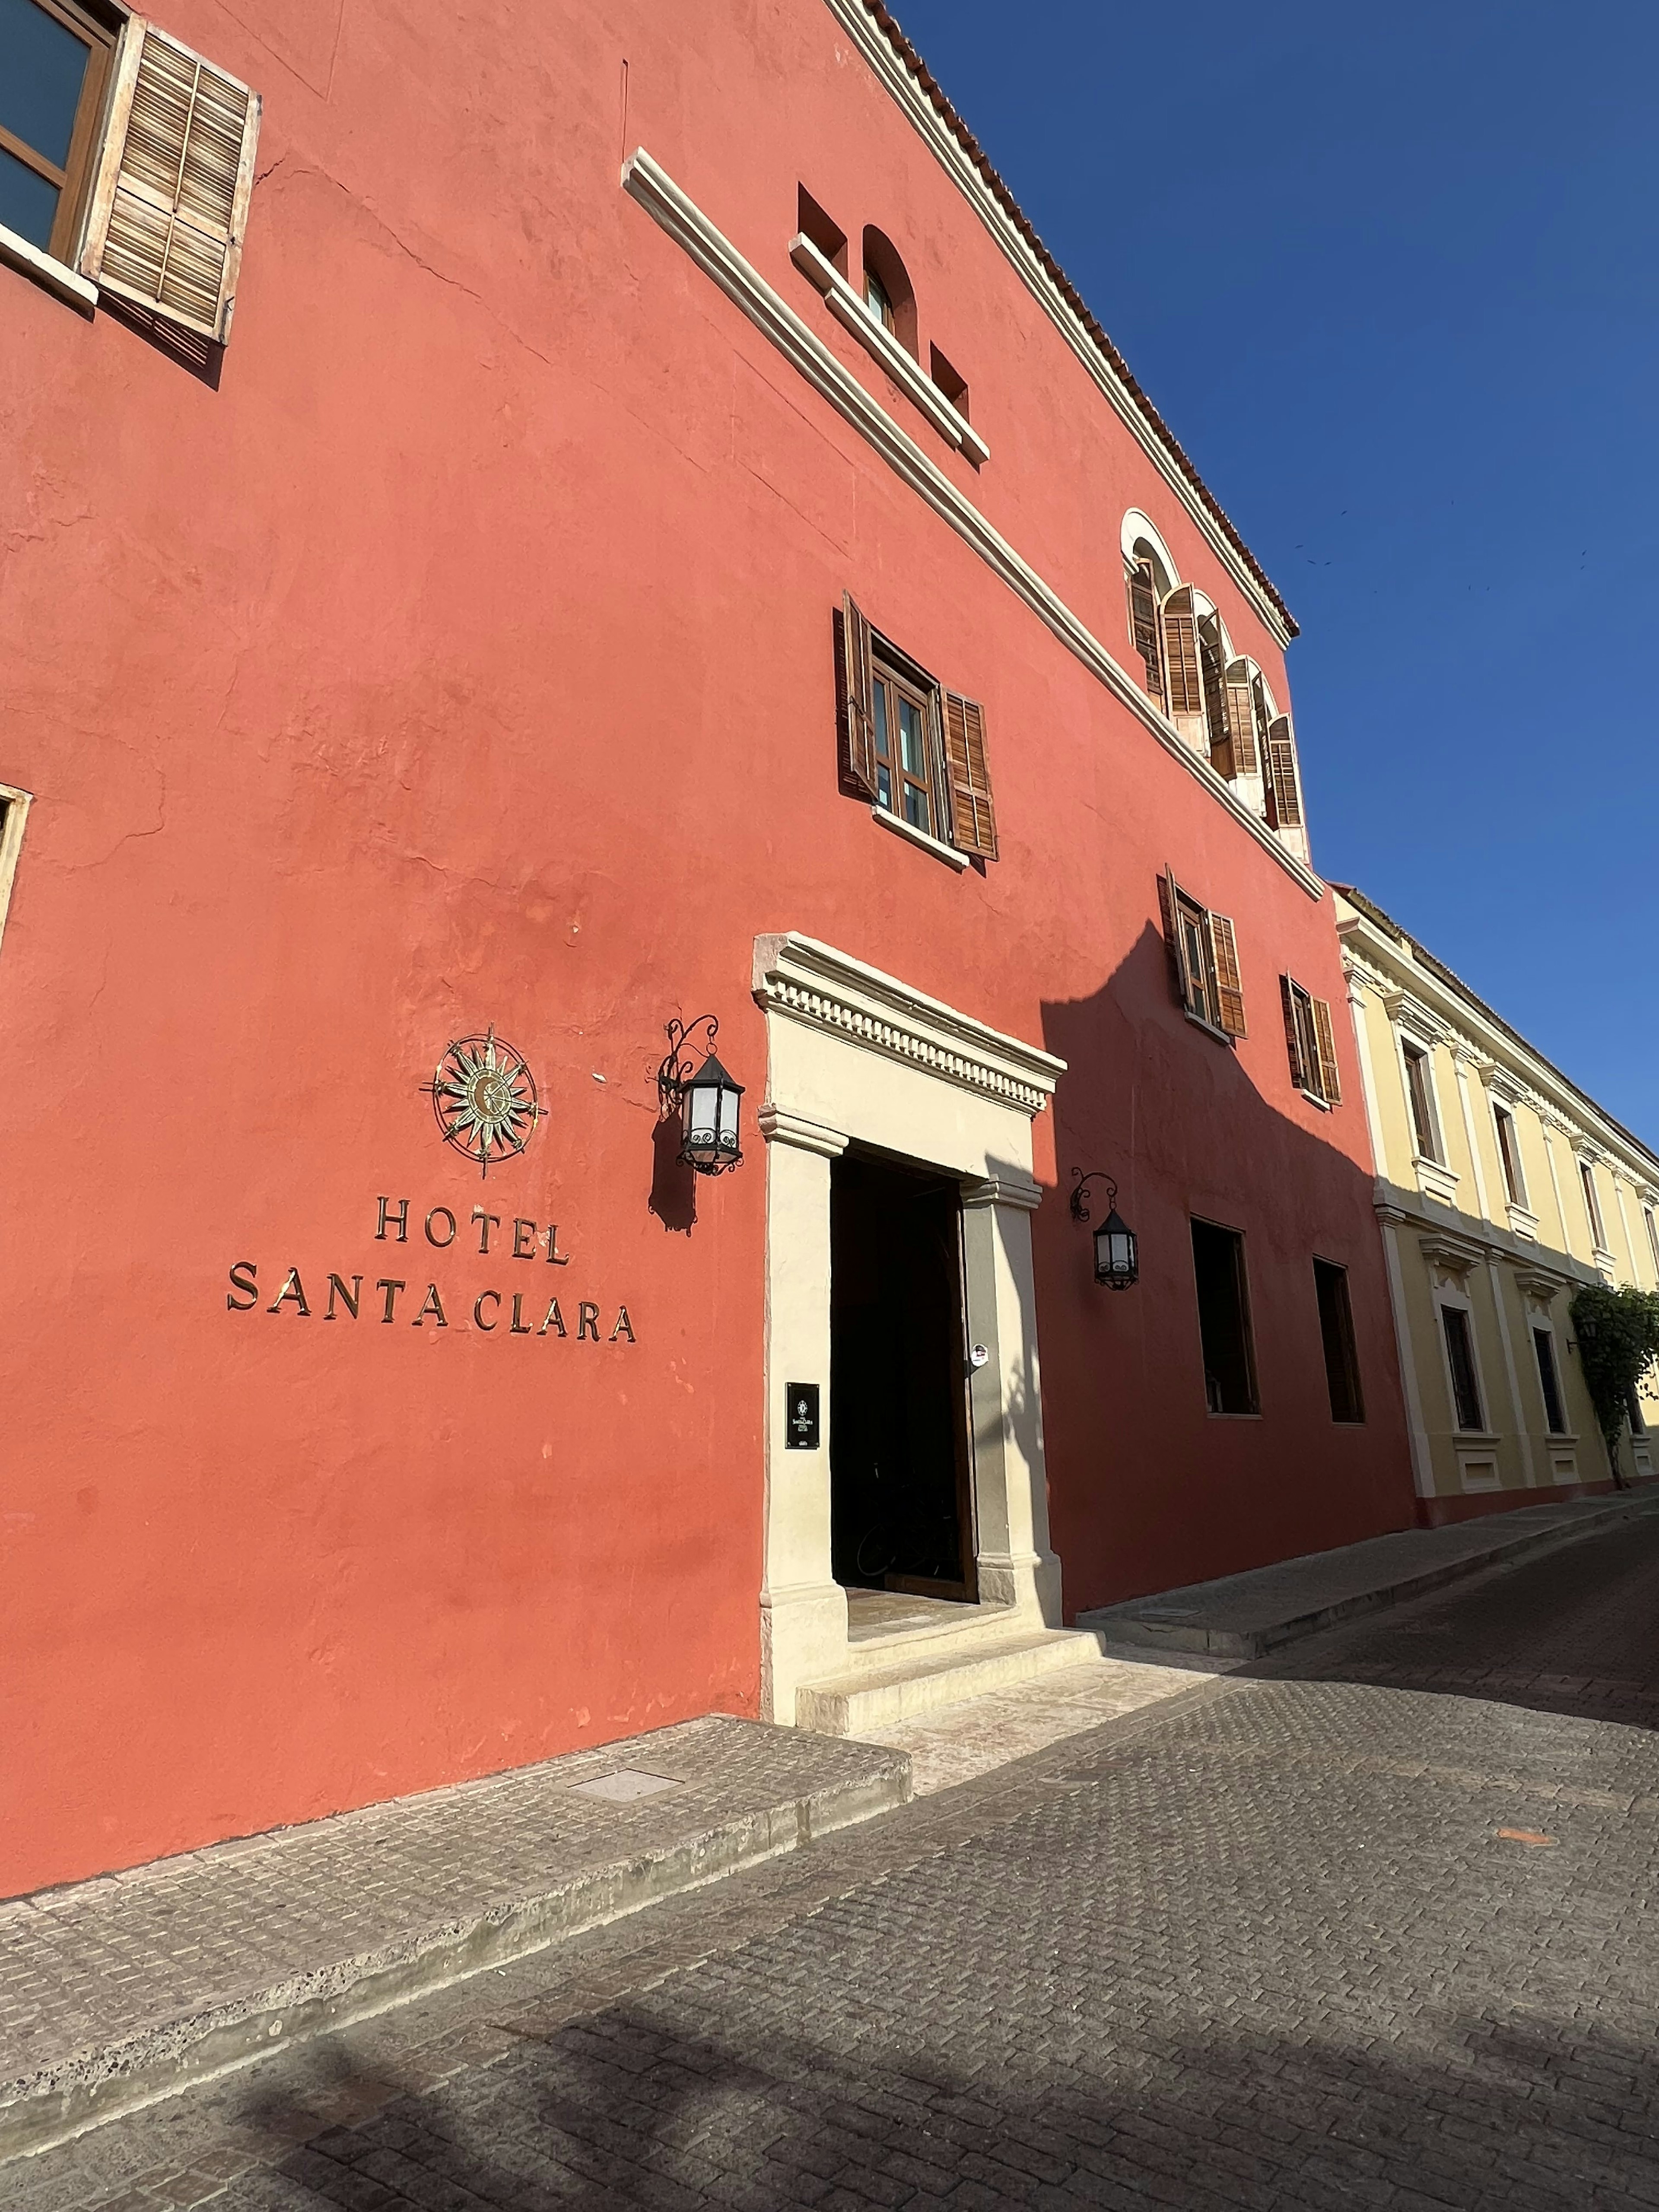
[1337,888,1659,1522]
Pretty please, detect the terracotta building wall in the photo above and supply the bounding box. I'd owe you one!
[0,0,1414,1896]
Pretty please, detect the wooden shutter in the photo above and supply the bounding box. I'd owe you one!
[1265,716,1304,829]
[942,692,998,859]
[1208,913,1247,1038]
[80,21,261,343]
[1128,560,1165,706]
[1223,662,1260,776]
[1280,976,1310,1091]
[1162,588,1203,722]
[1156,868,1192,1011]
[1198,615,1230,775]
[1310,997,1342,1106]
[839,593,878,798]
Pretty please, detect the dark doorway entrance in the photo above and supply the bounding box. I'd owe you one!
[830,1150,976,1600]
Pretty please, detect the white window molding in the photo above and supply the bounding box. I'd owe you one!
[621,149,1324,899]
[870,802,969,871]
[0,782,35,953]
[0,220,98,315]
[750,930,1065,1117]
[789,232,990,464]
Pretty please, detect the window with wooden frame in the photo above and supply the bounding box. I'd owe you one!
[1157,868,1245,1041]
[0,0,115,262]
[1645,1206,1659,1281]
[1217,660,1264,787]
[1579,1159,1608,1252]
[1401,1041,1443,1164]
[1440,1303,1485,1433]
[1,5,260,342]
[1263,714,1304,833]
[1313,1259,1364,1423]
[1280,976,1342,1108]
[1532,1327,1567,1436]
[1126,540,1172,707]
[1492,1103,1528,1209]
[837,595,998,861]
[0,782,32,956]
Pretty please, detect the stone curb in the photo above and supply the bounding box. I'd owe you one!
[1080,1493,1659,1661]
[0,1743,908,2167]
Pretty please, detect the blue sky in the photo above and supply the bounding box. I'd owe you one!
[890,0,1659,1147]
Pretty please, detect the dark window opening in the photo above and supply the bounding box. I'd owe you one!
[929,343,969,418]
[1532,1328,1566,1435]
[796,183,847,277]
[1441,1305,1484,1432]
[1403,1043,1441,1162]
[861,225,916,354]
[1629,1387,1648,1439]
[1192,1219,1258,1415]
[1579,1160,1607,1250]
[1314,1259,1364,1423]
[0,0,115,261]
[870,649,940,836]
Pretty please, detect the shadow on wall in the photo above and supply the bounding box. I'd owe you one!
[1033,920,1417,1614]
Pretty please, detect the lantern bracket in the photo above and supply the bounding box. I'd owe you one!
[1068,1168,1117,1225]
[657,1014,720,1115]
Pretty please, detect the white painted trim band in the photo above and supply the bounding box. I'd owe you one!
[0,222,97,313]
[623,149,1322,900]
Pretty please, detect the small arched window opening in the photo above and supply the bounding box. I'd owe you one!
[861,226,917,356]
[1127,538,1173,703]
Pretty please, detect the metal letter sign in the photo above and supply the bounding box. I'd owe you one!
[785,1382,820,1450]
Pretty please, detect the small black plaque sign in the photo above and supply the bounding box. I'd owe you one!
[785,1382,820,1450]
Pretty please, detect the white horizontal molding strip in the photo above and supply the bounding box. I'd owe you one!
[788,231,990,464]
[816,0,1292,649]
[753,931,1065,1117]
[623,150,1321,900]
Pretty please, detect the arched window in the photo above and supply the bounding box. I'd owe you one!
[861,227,916,356]
[1127,537,1172,704]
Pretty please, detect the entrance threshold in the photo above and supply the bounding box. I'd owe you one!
[845,1589,1003,1645]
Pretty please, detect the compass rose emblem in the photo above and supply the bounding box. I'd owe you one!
[423,1030,545,1175]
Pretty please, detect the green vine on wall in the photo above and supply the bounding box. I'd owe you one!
[1568,1284,1659,1486]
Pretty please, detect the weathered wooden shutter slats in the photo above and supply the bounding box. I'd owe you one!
[839,593,879,799]
[1265,715,1304,830]
[1223,664,1260,777]
[1281,976,1309,1091]
[943,691,998,858]
[81,21,260,343]
[1198,614,1230,777]
[1161,588,1204,721]
[1208,913,1247,1038]
[1128,560,1165,706]
[1157,867,1191,1011]
[1311,996,1343,1105]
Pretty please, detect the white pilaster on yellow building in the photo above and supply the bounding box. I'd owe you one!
[1337,887,1659,1522]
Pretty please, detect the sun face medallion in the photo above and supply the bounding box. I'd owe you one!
[423,1030,544,1175]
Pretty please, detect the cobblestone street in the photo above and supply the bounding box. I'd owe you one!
[18,1514,1659,2212]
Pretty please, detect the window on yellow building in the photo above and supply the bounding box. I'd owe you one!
[1579,1160,1608,1252]
[1441,1305,1484,1433]
[1533,1328,1566,1435]
[1402,1043,1443,1163]
[1493,1104,1528,1208]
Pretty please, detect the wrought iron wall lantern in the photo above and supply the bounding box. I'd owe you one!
[1070,1169,1138,1290]
[658,1016,744,1175]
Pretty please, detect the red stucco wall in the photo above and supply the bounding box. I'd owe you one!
[0,0,1415,1896]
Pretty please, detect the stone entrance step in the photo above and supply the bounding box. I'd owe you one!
[797,1623,1107,1735]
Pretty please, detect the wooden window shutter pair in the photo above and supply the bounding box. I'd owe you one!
[1279,976,1343,1103]
[838,595,998,858]
[79,21,261,344]
[1198,614,1230,777]
[1265,716,1304,830]
[1158,868,1246,1039]
[1128,560,1165,706]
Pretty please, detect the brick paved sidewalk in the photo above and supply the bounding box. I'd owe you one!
[1082,1488,1659,1657]
[0,1719,908,2164]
